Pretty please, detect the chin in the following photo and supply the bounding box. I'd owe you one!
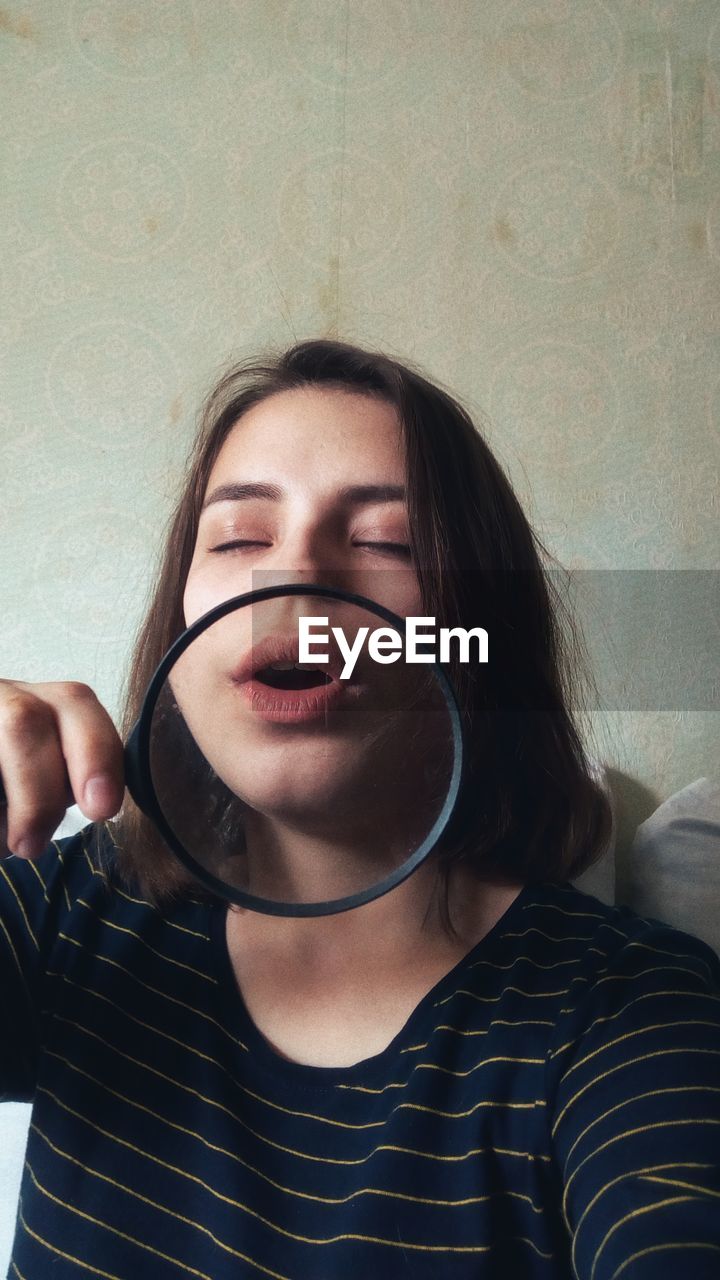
[212,741,376,825]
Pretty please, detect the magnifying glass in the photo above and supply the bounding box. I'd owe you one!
[125,585,463,916]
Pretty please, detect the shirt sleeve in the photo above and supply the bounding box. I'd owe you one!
[0,827,107,1102]
[545,914,720,1280]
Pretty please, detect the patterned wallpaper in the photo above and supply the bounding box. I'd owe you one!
[1,0,719,867]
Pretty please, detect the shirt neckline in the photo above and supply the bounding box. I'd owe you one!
[207,879,543,1090]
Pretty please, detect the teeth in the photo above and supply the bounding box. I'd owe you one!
[268,661,295,671]
[296,662,323,671]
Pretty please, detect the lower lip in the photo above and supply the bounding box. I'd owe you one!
[235,676,349,724]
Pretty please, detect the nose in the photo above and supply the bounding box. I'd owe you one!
[247,528,352,644]
[250,523,347,595]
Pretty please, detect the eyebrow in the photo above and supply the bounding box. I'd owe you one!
[201,482,407,510]
[202,482,282,509]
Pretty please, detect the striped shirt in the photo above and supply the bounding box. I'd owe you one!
[1,825,719,1280]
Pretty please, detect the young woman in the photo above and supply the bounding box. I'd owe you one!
[1,339,718,1280]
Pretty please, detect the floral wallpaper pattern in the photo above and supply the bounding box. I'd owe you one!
[0,0,718,868]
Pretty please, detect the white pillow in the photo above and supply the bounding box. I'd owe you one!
[626,777,720,956]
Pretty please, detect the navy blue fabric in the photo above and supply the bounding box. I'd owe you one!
[1,826,720,1279]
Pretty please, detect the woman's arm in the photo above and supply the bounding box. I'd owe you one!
[547,916,720,1280]
[0,678,123,1098]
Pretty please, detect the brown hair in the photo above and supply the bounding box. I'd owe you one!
[109,338,613,911]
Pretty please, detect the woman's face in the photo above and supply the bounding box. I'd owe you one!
[164,386,451,877]
[183,385,421,625]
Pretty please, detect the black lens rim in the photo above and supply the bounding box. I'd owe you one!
[124,583,464,917]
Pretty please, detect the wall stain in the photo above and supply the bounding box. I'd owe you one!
[145,216,159,236]
[169,396,182,426]
[688,221,706,251]
[493,217,515,245]
[0,9,36,39]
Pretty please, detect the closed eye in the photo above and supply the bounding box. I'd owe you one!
[210,540,272,553]
[354,541,412,558]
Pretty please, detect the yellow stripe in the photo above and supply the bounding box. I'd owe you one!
[54,970,550,1132]
[467,953,583,973]
[0,915,29,986]
[99,825,204,908]
[51,842,72,911]
[553,1045,720,1137]
[26,1115,545,1255]
[26,1167,211,1274]
[401,1098,542,1119]
[594,921,629,939]
[623,938,717,980]
[50,1012,386,1130]
[32,1116,546,1216]
[554,965,708,1019]
[549,985,720,1058]
[562,1117,720,1225]
[10,1262,27,1279]
[640,1172,720,1200]
[0,863,39,951]
[110,884,211,939]
[569,1161,714,1269]
[559,1018,720,1081]
[512,911,628,941]
[30,1123,293,1279]
[522,902,606,922]
[25,1161,212,1277]
[434,983,569,1009]
[502,928,596,944]
[40,1074,550,1171]
[433,1018,557,1037]
[590,1194,695,1280]
[562,1085,720,1177]
[0,917,38,1068]
[54,933,246,1050]
[419,1054,545,1076]
[46,970,230,1074]
[592,963,720,994]
[338,1054,544,1094]
[26,859,49,902]
[18,1206,127,1280]
[76,898,217,984]
[339,1081,407,1093]
[52,1010,543,1129]
[611,1241,720,1278]
[80,831,107,879]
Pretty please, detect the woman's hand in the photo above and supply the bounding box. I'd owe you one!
[0,680,124,859]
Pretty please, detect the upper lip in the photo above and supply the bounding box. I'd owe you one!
[231,634,346,685]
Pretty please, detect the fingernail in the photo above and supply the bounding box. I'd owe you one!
[83,775,116,813]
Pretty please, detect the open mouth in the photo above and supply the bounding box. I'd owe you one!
[233,648,358,724]
[254,662,334,691]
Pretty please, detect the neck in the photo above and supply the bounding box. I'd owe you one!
[239,807,436,906]
[229,850,523,971]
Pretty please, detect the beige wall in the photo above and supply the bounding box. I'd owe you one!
[1,0,718,876]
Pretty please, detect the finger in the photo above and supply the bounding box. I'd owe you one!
[0,690,71,858]
[48,682,125,822]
